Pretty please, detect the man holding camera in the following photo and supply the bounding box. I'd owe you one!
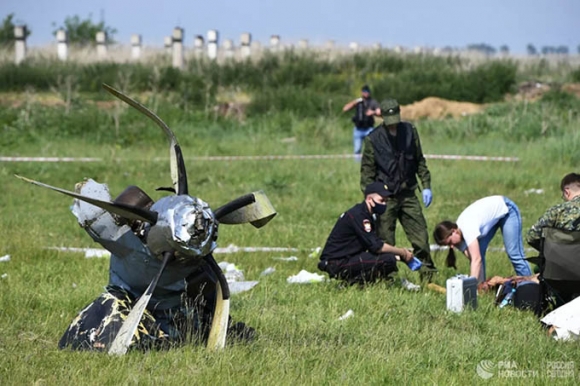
[342,85,381,156]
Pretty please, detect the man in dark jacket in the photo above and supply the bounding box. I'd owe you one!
[360,99,436,275]
[318,182,414,285]
[342,85,381,156]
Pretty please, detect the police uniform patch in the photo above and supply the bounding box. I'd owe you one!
[363,219,372,233]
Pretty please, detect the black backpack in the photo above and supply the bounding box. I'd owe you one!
[352,101,374,129]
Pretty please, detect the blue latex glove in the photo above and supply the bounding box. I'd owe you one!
[422,189,432,208]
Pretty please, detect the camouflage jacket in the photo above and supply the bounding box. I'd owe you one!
[526,195,580,250]
[360,122,431,194]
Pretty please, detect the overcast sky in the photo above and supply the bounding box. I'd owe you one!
[2,0,579,54]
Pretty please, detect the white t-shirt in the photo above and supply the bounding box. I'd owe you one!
[456,195,508,251]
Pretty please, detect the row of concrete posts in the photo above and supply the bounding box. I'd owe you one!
[12,25,383,67]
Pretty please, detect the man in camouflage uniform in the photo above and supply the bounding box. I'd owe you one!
[526,172,580,250]
[360,98,436,274]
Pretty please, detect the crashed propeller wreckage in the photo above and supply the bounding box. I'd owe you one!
[16,84,277,355]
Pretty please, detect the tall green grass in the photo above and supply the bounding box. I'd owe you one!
[0,50,520,116]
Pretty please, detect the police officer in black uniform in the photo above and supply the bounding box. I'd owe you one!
[318,182,414,285]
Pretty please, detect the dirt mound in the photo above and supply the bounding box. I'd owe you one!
[563,83,580,98]
[508,82,580,102]
[401,97,484,120]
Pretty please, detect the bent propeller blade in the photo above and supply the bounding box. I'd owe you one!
[108,251,173,355]
[15,175,158,224]
[102,83,188,195]
[215,191,277,228]
[205,256,230,350]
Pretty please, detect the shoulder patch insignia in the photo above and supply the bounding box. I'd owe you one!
[363,219,372,233]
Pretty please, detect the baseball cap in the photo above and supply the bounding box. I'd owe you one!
[361,85,371,94]
[364,182,394,197]
[380,99,401,126]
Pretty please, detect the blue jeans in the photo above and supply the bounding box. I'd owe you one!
[477,197,533,277]
[353,127,374,155]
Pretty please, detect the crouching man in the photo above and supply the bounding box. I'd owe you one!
[317,182,414,286]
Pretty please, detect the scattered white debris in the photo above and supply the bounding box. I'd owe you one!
[273,256,298,261]
[524,188,544,195]
[218,261,245,282]
[308,247,321,259]
[72,283,77,289]
[401,278,421,292]
[338,309,354,320]
[541,296,580,341]
[229,281,259,295]
[0,255,10,262]
[1,273,7,279]
[287,270,326,284]
[260,267,276,276]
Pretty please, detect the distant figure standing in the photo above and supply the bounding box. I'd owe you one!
[343,85,381,156]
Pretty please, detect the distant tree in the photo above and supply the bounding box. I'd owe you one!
[466,43,496,55]
[526,44,537,56]
[52,14,117,46]
[577,45,580,54]
[0,13,31,47]
[540,46,568,55]
[499,45,509,55]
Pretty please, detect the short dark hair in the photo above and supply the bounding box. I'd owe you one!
[560,173,580,191]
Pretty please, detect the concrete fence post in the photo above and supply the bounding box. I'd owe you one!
[56,29,68,61]
[207,29,218,60]
[270,35,280,52]
[193,35,204,57]
[131,34,142,60]
[164,36,172,55]
[172,27,184,69]
[223,38,234,59]
[240,32,251,59]
[251,41,262,56]
[96,31,107,59]
[14,25,27,64]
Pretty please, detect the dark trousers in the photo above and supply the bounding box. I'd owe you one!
[378,190,436,270]
[318,252,398,285]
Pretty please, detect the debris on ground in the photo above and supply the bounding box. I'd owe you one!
[287,270,326,284]
[401,278,421,292]
[229,281,259,295]
[524,188,544,195]
[273,256,298,261]
[308,247,322,259]
[338,309,354,320]
[218,261,245,282]
[260,267,276,276]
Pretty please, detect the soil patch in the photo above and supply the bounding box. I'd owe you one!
[401,97,484,120]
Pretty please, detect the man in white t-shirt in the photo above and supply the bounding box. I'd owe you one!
[433,196,532,283]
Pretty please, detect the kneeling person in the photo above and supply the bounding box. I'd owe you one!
[318,182,414,285]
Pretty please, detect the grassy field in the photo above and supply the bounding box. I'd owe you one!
[1,88,580,385]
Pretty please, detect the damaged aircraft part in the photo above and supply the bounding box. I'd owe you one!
[16,83,277,354]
